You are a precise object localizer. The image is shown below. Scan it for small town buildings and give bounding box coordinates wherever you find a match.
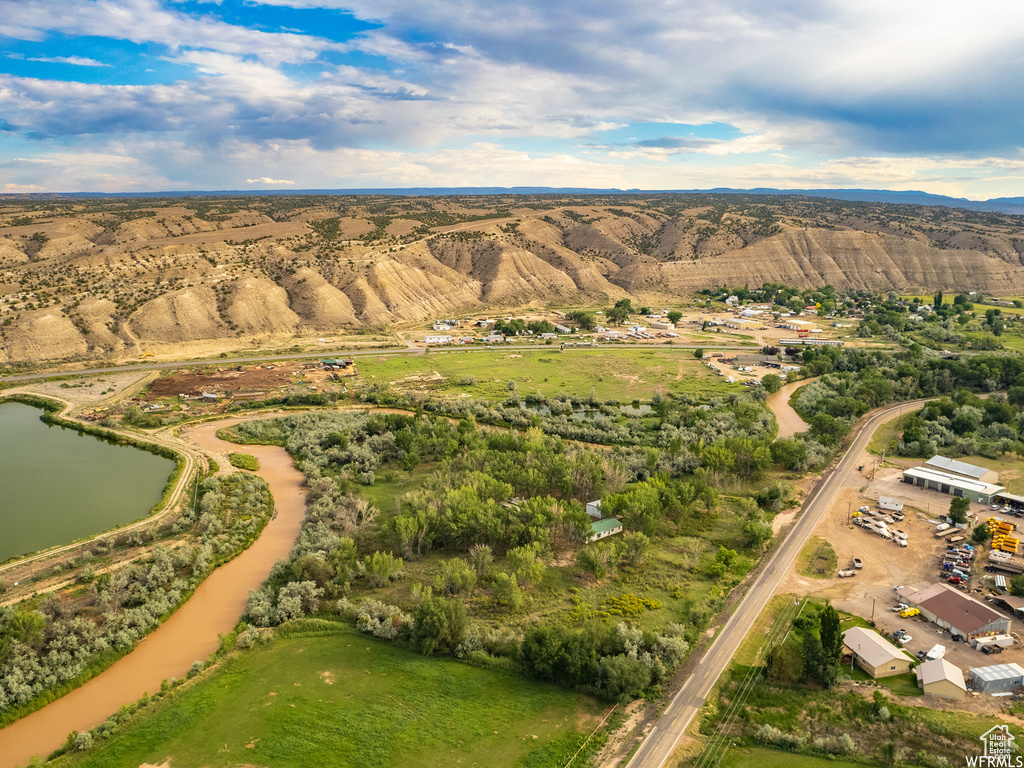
[778,338,844,346]
[650,321,675,330]
[554,324,572,334]
[425,335,453,345]
[724,318,761,331]
[432,322,452,331]
[842,627,912,678]
[969,662,1024,693]
[916,658,967,699]
[586,500,603,519]
[589,517,623,542]
[628,325,647,333]
[925,456,1000,484]
[901,466,1004,504]
[783,319,816,331]
[484,333,505,343]
[897,583,1011,640]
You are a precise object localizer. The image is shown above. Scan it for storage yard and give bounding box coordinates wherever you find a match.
[778,444,1024,689]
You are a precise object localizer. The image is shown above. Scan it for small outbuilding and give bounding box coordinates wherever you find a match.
[588,517,623,542]
[969,662,1024,693]
[916,658,967,700]
[842,627,912,678]
[585,500,603,519]
[878,496,904,513]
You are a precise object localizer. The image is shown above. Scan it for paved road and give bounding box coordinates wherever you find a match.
[0,342,751,383]
[626,396,936,768]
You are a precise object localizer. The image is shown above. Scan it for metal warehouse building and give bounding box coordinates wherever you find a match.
[901,466,1004,505]
[969,662,1024,693]
[897,583,1011,640]
[926,455,1000,484]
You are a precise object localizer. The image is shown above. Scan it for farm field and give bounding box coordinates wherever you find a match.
[358,348,741,401]
[55,626,604,768]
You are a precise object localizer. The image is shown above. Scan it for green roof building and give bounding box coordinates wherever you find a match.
[589,517,623,542]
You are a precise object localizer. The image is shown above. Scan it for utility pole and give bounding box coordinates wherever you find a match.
[871,597,876,623]
[848,501,852,525]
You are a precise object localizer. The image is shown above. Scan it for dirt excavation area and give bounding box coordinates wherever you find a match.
[144,361,351,400]
[776,446,1024,689]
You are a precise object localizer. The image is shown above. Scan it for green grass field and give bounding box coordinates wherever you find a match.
[59,626,604,768]
[796,536,837,579]
[357,348,741,401]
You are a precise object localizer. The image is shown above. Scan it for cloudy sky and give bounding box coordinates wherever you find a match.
[2,0,1023,197]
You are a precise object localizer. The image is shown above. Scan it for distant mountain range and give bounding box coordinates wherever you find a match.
[6,187,1024,215]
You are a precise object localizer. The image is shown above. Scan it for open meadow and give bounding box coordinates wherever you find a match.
[54,625,605,768]
[357,348,741,401]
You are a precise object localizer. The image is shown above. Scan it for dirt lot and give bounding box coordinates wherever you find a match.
[6,371,155,408]
[144,361,350,400]
[776,444,1024,687]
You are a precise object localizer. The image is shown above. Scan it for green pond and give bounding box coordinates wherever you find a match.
[0,402,176,562]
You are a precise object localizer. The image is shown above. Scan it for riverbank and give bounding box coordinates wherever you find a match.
[0,420,307,768]
[766,378,814,439]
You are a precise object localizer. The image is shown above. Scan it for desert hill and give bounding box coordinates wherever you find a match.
[1,192,1024,364]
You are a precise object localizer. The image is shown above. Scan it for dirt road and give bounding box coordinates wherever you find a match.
[0,420,306,768]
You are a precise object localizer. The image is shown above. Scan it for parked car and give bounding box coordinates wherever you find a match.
[899,607,920,618]
[853,558,863,569]
[892,603,910,613]
[916,650,927,659]
[895,634,912,645]
[951,634,964,642]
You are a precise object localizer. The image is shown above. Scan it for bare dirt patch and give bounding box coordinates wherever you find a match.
[144,362,337,400]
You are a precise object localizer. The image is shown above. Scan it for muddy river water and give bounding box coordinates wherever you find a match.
[0,420,306,768]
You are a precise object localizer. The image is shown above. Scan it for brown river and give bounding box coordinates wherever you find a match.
[0,420,306,768]
[766,377,814,439]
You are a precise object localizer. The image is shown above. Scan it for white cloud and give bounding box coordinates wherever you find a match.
[246,177,295,184]
[26,56,111,67]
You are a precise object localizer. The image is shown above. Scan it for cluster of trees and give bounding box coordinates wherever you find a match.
[896,391,1024,458]
[780,348,1024,472]
[0,472,271,717]
[767,602,844,688]
[492,318,556,335]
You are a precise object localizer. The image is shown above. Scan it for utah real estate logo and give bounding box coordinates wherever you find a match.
[968,725,1021,767]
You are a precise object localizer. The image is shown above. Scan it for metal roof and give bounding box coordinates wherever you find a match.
[903,466,1004,496]
[901,583,1005,634]
[969,663,1024,682]
[590,517,622,534]
[843,627,907,669]
[917,658,967,690]
[926,455,991,480]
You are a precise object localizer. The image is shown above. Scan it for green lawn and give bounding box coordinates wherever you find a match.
[845,666,922,697]
[59,626,604,768]
[796,536,837,579]
[357,348,741,402]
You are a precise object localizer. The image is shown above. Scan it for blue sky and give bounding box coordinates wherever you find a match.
[1,0,1023,197]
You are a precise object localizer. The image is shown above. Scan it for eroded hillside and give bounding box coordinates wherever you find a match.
[2,193,1024,363]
